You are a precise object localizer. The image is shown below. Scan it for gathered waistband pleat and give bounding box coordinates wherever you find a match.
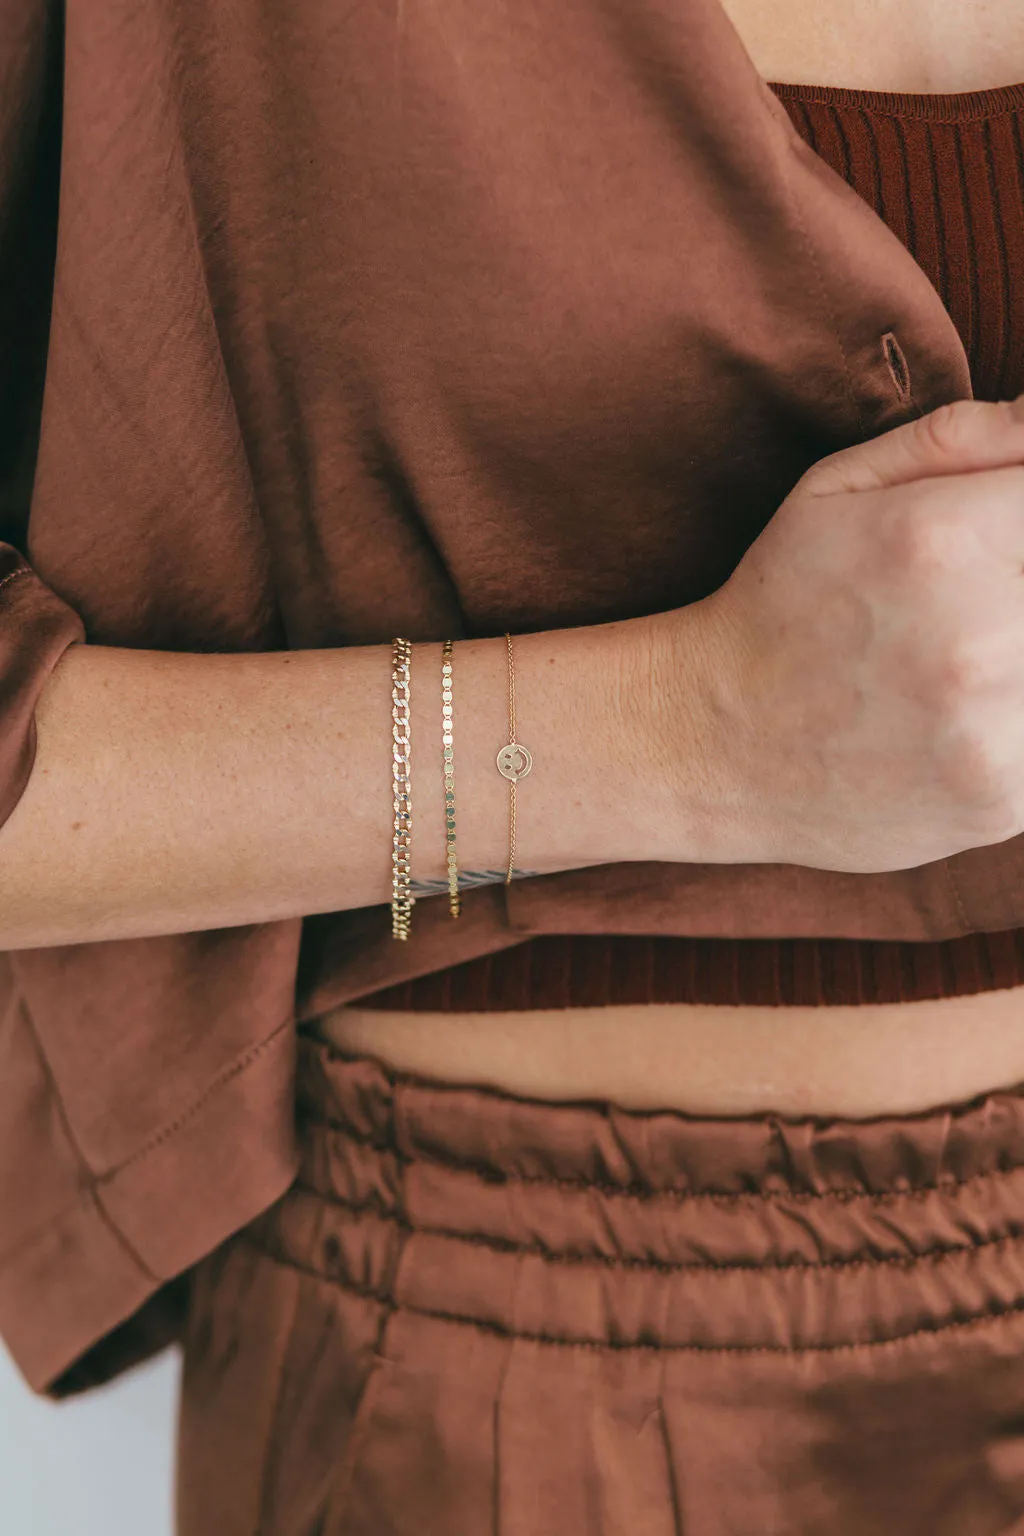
[176,1037,1024,1536]
[239,1038,1024,1355]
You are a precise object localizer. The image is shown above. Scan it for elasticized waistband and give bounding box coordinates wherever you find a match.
[246,1036,1024,1354]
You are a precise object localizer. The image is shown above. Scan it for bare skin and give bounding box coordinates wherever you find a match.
[312,0,1024,1117]
[718,0,1024,95]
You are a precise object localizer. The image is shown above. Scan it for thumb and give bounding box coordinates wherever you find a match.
[803,394,1024,497]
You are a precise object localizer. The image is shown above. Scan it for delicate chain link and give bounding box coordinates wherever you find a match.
[391,637,414,939]
[506,632,516,883]
[497,630,532,883]
[442,639,460,916]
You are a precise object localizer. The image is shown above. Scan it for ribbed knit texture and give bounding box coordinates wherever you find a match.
[773,81,1024,399]
[359,79,1024,1009]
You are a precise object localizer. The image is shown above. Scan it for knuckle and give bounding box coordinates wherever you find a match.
[938,716,1019,841]
[884,501,962,578]
[797,453,841,496]
[933,634,996,698]
[918,398,989,458]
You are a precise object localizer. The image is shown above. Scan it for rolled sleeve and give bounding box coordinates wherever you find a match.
[0,965,298,1397]
[0,546,85,829]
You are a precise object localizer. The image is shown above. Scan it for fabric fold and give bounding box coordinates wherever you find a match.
[174,1038,1024,1534]
[0,547,86,829]
[0,1006,298,1395]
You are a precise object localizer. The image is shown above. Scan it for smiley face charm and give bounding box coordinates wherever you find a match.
[496,742,533,781]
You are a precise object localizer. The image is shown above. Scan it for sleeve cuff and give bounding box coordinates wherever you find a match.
[0,546,87,830]
[0,1014,298,1396]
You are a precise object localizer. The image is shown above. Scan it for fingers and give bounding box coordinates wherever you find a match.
[803,395,1024,497]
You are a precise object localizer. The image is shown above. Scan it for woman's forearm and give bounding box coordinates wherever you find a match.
[0,610,728,949]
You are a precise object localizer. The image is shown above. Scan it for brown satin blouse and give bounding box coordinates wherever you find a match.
[2,0,1020,1398]
[356,79,1024,1011]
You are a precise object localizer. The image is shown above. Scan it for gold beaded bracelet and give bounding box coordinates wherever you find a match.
[441,639,460,917]
[496,630,533,883]
[391,637,414,939]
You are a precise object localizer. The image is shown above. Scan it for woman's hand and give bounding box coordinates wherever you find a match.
[648,397,1024,873]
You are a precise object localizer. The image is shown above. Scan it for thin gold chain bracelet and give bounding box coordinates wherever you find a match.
[391,637,414,939]
[496,630,533,883]
[441,639,460,916]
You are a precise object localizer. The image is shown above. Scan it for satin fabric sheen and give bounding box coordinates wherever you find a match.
[354,78,1024,1012]
[0,0,1000,1396]
[177,1036,1024,1534]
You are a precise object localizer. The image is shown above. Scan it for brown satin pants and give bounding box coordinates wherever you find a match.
[176,1034,1024,1535]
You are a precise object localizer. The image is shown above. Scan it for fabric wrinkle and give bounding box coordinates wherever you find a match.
[655,1384,686,1536]
[177,1037,1024,1532]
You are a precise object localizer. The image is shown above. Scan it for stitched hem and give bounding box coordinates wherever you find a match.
[0,1013,297,1276]
[0,568,32,598]
[768,78,1024,123]
[239,1239,1024,1358]
[300,1108,1024,1207]
[0,1016,298,1394]
[97,1013,296,1181]
[288,1180,1024,1277]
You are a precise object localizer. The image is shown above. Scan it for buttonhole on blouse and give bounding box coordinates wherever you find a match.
[881,331,913,404]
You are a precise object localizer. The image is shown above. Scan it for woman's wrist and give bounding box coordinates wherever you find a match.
[628,599,772,869]
[396,601,759,921]
[405,622,637,895]
[490,605,759,878]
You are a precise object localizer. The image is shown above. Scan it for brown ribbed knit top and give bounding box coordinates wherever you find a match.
[355,79,1024,1013]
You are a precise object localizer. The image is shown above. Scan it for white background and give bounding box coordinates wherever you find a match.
[0,1342,179,1535]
